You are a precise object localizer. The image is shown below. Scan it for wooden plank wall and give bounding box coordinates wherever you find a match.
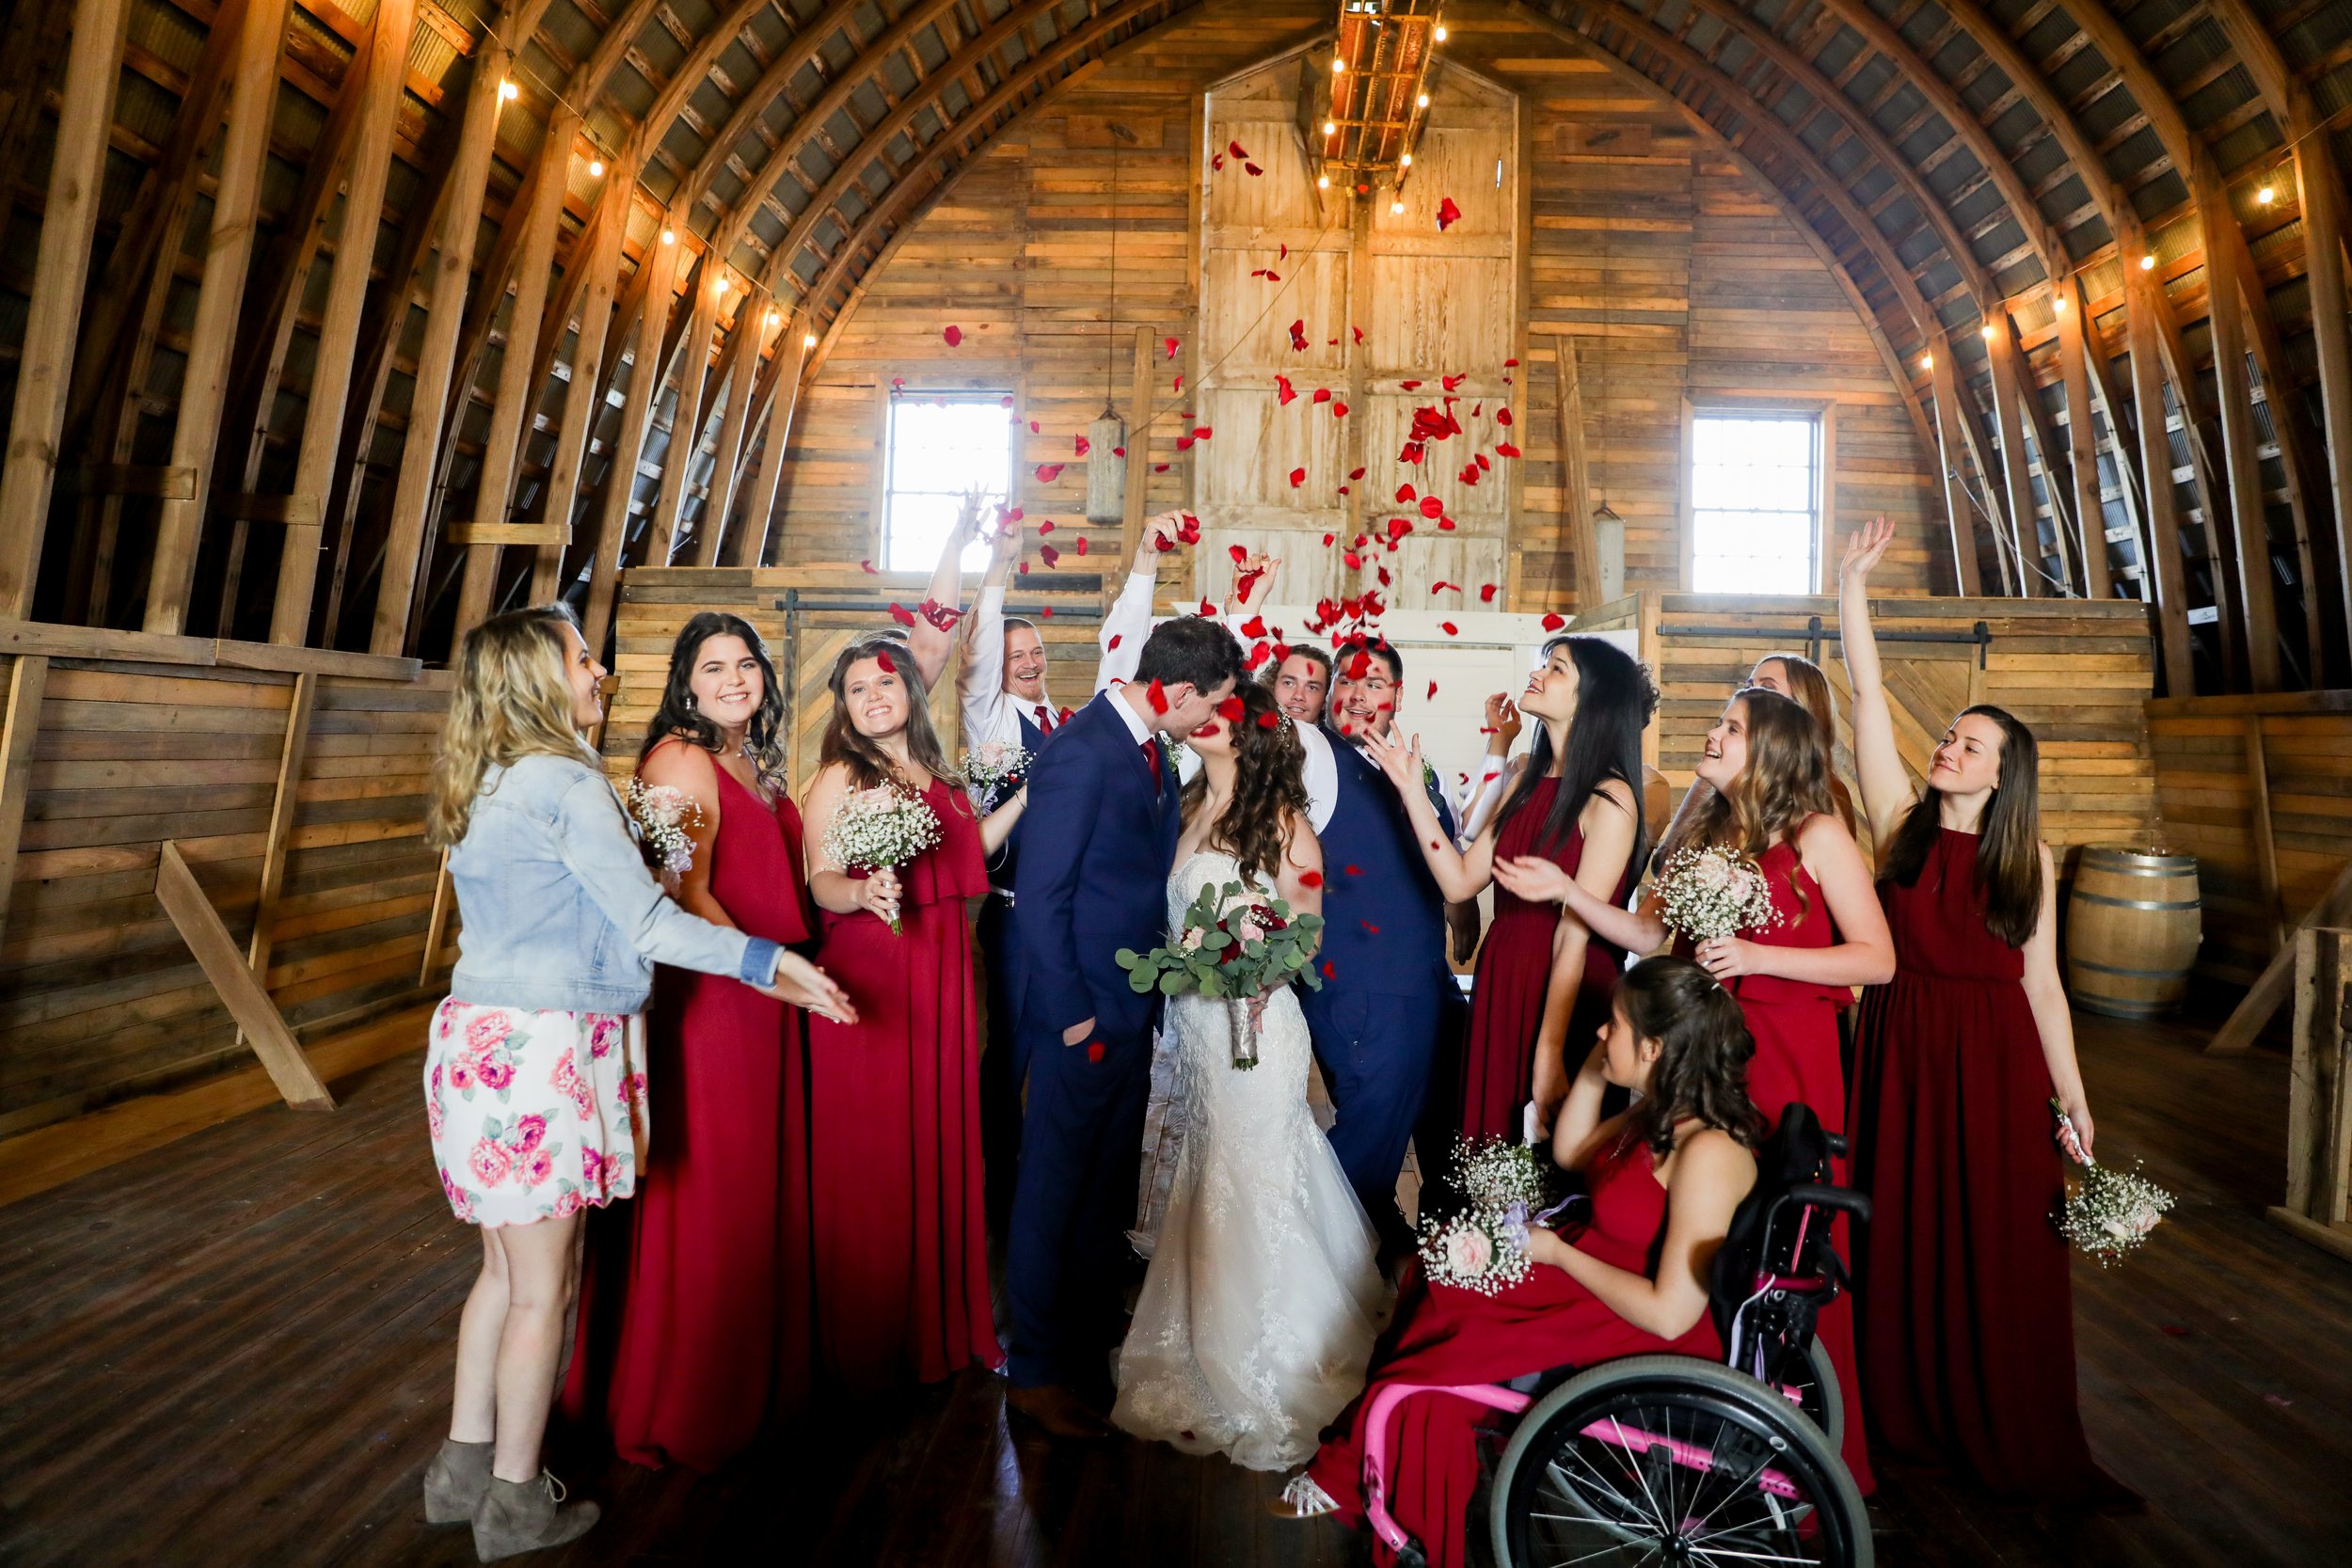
[2151,692,2352,988]
[1638,593,2161,865]
[0,630,452,1149]
[770,6,1944,613]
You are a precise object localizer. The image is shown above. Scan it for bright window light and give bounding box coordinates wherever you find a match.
[883,392,1013,572]
[1690,413,1822,594]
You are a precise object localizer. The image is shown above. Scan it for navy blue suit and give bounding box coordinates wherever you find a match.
[976,705,1055,1227]
[1005,690,1180,1389]
[1299,729,1460,1249]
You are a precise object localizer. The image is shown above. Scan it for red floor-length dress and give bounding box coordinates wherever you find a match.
[807,777,1002,1391]
[1306,1134,1719,1568]
[1710,834,1874,1494]
[1457,779,1631,1140]
[563,760,817,1470]
[1850,829,2117,1499]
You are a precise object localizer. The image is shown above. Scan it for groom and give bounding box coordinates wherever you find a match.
[1004,614,1246,1436]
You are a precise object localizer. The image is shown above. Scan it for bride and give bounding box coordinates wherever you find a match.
[1112,681,1388,1471]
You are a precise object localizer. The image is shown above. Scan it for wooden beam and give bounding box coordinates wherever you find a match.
[274,0,416,644]
[734,313,809,570]
[0,657,49,953]
[529,173,631,601]
[2244,713,2285,951]
[238,672,316,1046]
[152,839,335,1110]
[2054,282,2114,598]
[691,295,770,567]
[2127,266,2198,693]
[144,0,295,634]
[2208,859,2352,1056]
[1982,326,2042,596]
[1929,347,1984,596]
[2296,135,2352,673]
[2201,190,2283,691]
[580,222,684,651]
[371,17,516,655]
[1552,334,1601,611]
[1117,324,1152,570]
[453,104,581,638]
[421,851,454,986]
[0,0,135,619]
[644,273,728,566]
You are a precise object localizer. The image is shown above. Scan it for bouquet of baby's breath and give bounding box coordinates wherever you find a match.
[1451,1134,1553,1210]
[1416,1136,1564,1295]
[962,738,1031,798]
[1656,844,1783,943]
[625,780,705,879]
[822,784,942,934]
[2053,1101,2175,1266]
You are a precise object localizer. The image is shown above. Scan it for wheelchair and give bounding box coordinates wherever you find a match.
[1359,1104,1875,1567]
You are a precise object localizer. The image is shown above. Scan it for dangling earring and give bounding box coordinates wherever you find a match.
[685,693,696,711]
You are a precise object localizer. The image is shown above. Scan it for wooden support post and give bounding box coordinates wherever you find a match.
[0,657,49,951]
[1117,325,1152,569]
[2055,279,2114,598]
[421,850,455,986]
[1928,344,1982,595]
[2303,137,2352,674]
[1552,334,1601,611]
[735,313,811,570]
[2244,713,2284,950]
[581,224,685,651]
[692,298,770,567]
[2201,209,2282,691]
[645,269,728,567]
[154,840,335,1110]
[530,176,632,601]
[144,0,294,634]
[0,0,134,619]
[454,105,582,638]
[273,0,416,644]
[372,18,517,655]
[1983,322,2042,596]
[2267,925,2352,1260]
[2207,859,2352,1056]
[2005,314,2078,597]
[238,673,315,1047]
[2126,273,2197,692]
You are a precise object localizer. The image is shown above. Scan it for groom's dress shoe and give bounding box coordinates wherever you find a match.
[1007,1383,1114,1439]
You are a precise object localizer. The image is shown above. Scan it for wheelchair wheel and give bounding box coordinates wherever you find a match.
[1781,1337,1842,1452]
[1488,1353,1872,1568]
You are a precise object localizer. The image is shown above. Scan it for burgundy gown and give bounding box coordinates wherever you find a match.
[1457,779,1631,1140]
[1306,1133,1719,1568]
[1850,829,2115,1499]
[807,777,1002,1390]
[563,759,816,1470]
[1705,834,1874,1494]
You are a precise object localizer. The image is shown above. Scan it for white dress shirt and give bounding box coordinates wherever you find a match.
[958,572,1157,758]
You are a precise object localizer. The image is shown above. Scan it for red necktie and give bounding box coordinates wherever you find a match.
[1035,704,1052,733]
[1141,737,1162,785]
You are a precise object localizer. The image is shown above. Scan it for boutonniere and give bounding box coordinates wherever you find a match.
[1422,759,1440,793]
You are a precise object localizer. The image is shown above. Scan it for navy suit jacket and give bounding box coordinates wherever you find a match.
[1010,690,1181,1041]
[1314,728,1458,999]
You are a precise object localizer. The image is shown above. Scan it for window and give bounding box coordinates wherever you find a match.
[882,391,1014,573]
[1690,413,1822,594]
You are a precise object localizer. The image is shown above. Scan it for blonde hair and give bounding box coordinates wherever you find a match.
[427,605,599,848]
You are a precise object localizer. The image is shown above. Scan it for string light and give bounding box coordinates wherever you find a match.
[803,332,818,348]
[713,276,729,296]
[1433,24,1447,41]
[1324,120,1337,135]
[766,309,781,326]
[1980,324,1995,340]
[587,158,604,177]
[1920,354,1933,370]
[2257,184,2276,205]
[1391,198,1405,214]
[2053,294,2068,313]
[2138,254,2155,270]
[1316,174,1329,188]
[660,228,676,245]
[1400,152,1412,167]
[1417,92,1430,108]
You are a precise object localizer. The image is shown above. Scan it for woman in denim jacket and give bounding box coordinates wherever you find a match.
[416,606,852,1560]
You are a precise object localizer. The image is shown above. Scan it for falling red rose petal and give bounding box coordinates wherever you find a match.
[1277,373,1296,405]
[1440,622,1458,636]
[1035,463,1062,483]
[1426,681,1438,699]
[1107,633,1122,649]
[875,648,898,673]
[1419,496,1445,518]
[1036,519,1055,532]
[1299,870,1324,888]
[1541,612,1567,631]
[943,325,962,346]
[1040,544,1060,567]
[886,602,915,626]
[859,559,877,574]
[1165,336,1180,359]
[1289,467,1307,487]
[1216,696,1247,722]
[1074,435,1089,456]
[1480,584,1499,603]
[1437,197,1461,231]
[1147,679,1169,714]
[1496,441,1522,458]
[1088,1042,1105,1063]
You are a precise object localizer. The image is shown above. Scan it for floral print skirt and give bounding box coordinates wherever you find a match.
[423,997,649,1228]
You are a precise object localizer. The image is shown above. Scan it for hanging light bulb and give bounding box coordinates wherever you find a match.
[660,228,676,245]
[1417,92,1430,108]
[1324,120,1337,135]
[803,332,818,348]
[1317,174,1330,189]
[587,157,605,177]
[713,275,729,297]
[1980,324,1995,340]
[766,309,781,326]
[2138,254,2155,270]
[499,79,519,102]
[1332,55,1346,73]
[2053,294,2068,313]
[2257,184,2276,205]
[1400,152,1412,167]
[1433,24,1448,42]
[1920,354,1934,370]
[1391,199,1405,214]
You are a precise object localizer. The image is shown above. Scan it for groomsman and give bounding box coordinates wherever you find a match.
[1304,636,1463,1257]
[1005,617,1245,1435]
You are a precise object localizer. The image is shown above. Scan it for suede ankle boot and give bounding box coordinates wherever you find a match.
[422,1438,494,1525]
[471,1470,600,1562]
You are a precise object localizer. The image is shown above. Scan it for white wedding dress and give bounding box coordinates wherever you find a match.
[1111,850,1388,1471]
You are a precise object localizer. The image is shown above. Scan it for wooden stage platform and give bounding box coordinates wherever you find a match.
[2,1006,2347,1568]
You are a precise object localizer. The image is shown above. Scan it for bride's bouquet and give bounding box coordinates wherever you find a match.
[2053,1100,2176,1266]
[1115,879,1325,1069]
[821,784,942,934]
[1416,1136,1565,1296]
[1655,844,1783,945]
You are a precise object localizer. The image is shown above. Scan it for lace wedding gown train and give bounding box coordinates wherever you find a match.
[1112,851,1388,1471]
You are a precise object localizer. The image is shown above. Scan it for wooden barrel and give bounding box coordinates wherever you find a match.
[2065,847,2201,1018]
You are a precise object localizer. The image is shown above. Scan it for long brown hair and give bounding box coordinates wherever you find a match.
[1617,956,1767,1155]
[428,605,598,848]
[1754,653,1855,832]
[818,633,956,790]
[640,611,787,783]
[1877,704,2043,946]
[1663,689,1837,907]
[1180,682,1310,886]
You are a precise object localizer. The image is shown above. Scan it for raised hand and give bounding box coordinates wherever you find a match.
[1484,692,1522,752]
[989,509,1025,572]
[1360,724,1426,796]
[1839,515,1896,584]
[1134,511,1184,570]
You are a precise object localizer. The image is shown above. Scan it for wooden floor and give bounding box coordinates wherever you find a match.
[2,1006,2348,1568]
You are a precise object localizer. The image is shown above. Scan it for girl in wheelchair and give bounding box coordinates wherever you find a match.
[1276,956,1765,1568]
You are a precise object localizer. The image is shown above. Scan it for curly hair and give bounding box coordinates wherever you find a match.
[1180,681,1310,887]
[428,605,598,849]
[638,611,787,784]
[818,633,957,790]
[1616,956,1767,1155]
[1663,688,1836,911]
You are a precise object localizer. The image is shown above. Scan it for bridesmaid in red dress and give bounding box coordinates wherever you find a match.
[1544,685,1893,1495]
[1366,635,1655,1139]
[564,612,822,1469]
[1836,518,2126,1503]
[1273,957,1764,1568]
[799,634,1025,1391]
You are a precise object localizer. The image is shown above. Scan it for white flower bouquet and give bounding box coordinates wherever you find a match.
[822,784,943,934]
[1655,844,1783,943]
[2053,1100,2175,1266]
[1416,1136,1565,1296]
[1450,1134,1553,1210]
[962,737,1031,798]
[625,780,705,879]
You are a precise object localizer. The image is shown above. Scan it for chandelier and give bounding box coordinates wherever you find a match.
[1310,1,1446,194]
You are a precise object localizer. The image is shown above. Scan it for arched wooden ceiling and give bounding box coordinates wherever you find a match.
[0,0,2346,689]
